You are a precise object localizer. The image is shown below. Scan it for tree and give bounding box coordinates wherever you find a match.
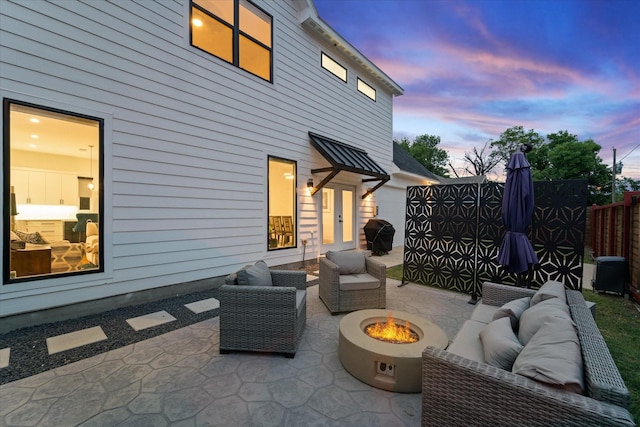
[489,127,614,205]
[489,126,546,170]
[451,141,500,177]
[395,134,450,177]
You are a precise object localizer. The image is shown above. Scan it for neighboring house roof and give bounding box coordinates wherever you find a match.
[439,175,487,185]
[392,142,488,185]
[296,0,404,97]
[392,142,442,183]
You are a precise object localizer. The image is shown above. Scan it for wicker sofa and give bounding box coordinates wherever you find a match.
[319,251,386,314]
[421,281,635,427]
[219,262,307,358]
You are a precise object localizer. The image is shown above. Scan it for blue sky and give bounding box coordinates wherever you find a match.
[313,0,640,180]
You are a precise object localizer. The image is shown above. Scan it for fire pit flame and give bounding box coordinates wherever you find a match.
[365,313,418,344]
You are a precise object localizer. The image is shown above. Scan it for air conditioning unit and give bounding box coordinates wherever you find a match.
[592,256,627,295]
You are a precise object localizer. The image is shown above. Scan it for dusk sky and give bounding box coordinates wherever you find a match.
[313,0,640,180]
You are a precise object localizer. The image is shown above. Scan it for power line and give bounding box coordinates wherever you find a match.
[619,143,640,162]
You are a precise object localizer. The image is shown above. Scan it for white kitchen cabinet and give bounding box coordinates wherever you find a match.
[24,220,64,242]
[11,169,78,206]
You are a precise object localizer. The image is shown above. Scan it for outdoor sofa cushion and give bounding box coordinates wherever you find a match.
[513,315,584,394]
[479,316,523,370]
[236,260,273,287]
[492,296,531,330]
[530,280,566,306]
[518,297,571,345]
[326,250,367,275]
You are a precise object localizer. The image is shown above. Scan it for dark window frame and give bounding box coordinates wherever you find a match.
[357,77,377,102]
[321,52,348,83]
[190,0,273,82]
[3,98,105,284]
[267,156,298,251]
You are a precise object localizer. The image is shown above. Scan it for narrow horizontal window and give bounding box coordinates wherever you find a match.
[357,78,376,101]
[321,52,347,82]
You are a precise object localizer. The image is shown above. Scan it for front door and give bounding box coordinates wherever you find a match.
[321,184,356,252]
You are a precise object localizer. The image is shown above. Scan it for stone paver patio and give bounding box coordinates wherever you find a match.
[0,279,475,426]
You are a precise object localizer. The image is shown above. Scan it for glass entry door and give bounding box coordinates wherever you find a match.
[321,184,355,252]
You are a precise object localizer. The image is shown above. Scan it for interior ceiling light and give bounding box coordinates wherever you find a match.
[192,18,203,27]
[29,118,40,123]
[30,134,39,139]
[28,144,37,148]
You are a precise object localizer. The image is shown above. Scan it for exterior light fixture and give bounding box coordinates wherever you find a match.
[307,178,314,188]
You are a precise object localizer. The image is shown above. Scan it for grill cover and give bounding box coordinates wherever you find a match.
[364,219,395,255]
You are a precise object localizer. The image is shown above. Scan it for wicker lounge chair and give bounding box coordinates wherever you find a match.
[319,251,386,314]
[219,263,307,357]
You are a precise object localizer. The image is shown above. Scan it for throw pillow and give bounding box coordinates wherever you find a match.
[492,296,531,331]
[513,316,584,394]
[10,230,20,241]
[14,230,49,245]
[518,297,571,346]
[479,317,524,370]
[530,280,566,306]
[326,250,367,275]
[237,260,273,287]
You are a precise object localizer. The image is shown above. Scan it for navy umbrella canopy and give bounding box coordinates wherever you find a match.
[497,148,539,275]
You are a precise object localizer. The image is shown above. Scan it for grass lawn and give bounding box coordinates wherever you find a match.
[387,264,640,424]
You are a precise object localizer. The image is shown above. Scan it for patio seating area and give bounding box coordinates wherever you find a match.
[1,249,615,426]
[0,258,475,426]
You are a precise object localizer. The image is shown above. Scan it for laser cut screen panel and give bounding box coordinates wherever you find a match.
[403,180,587,296]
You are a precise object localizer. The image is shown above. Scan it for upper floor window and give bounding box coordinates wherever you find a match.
[357,77,376,101]
[4,99,103,283]
[191,0,272,82]
[321,52,347,82]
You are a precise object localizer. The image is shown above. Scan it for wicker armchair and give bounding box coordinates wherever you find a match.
[219,266,307,358]
[319,251,386,314]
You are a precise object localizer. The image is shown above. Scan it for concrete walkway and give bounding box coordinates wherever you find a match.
[0,279,474,427]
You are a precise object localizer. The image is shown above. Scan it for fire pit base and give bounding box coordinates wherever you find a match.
[338,309,448,393]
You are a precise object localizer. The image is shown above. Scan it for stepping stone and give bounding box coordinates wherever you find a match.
[46,326,107,355]
[126,311,176,331]
[306,274,318,282]
[0,348,10,368]
[185,297,220,314]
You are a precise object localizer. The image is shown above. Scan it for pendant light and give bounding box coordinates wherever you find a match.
[88,145,95,190]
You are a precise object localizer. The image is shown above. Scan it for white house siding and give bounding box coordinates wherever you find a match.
[376,173,433,249]
[0,0,399,316]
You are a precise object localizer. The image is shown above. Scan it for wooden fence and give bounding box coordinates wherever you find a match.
[591,191,640,303]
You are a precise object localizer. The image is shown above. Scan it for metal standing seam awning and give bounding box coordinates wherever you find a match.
[308,132,390,199]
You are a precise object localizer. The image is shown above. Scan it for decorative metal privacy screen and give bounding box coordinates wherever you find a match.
[403,180,587,296]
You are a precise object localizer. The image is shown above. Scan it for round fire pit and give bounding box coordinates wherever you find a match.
[338,309,448,393]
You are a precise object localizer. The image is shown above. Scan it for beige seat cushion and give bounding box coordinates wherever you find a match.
[470,303,499,324]
[339,273,380,291]
[446,320,486,363]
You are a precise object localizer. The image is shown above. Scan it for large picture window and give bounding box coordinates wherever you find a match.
[191,0,272,82]
[268,157,296,250]
[4,100,103,282]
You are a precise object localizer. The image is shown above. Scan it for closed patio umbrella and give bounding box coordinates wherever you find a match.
[497,147,539,279]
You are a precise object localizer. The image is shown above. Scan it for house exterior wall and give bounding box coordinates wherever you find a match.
[0,0,399,317]
[375,171,433,248]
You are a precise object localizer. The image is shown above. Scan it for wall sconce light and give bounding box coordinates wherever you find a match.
[307,178,314,189]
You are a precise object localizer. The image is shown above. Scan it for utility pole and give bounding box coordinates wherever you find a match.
[611,148,616,203]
